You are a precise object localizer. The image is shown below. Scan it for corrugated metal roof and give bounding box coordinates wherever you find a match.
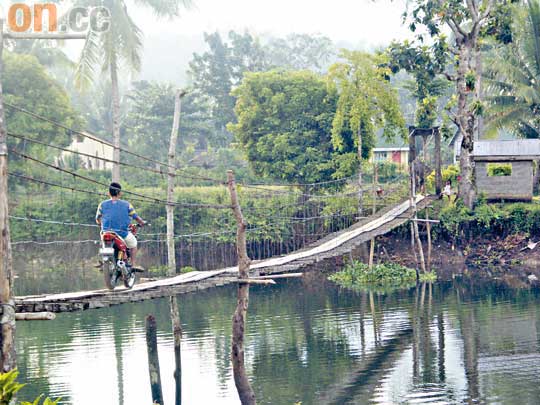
[473,140,540,157]
[373,147,409,152]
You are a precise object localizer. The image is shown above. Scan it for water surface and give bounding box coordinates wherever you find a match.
[15,270,540,405]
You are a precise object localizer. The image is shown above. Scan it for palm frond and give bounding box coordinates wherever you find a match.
[111,0,143,73]
[74,29,101,91]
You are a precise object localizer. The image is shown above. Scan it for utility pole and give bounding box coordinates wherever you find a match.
[166,89,186,277]
[166,88,187,405]
[0,19,85,371]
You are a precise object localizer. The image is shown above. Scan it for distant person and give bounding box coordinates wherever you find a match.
[443,180,453,201]
[96,182,146,269]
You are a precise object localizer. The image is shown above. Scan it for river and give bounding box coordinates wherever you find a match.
[13,265,540,405]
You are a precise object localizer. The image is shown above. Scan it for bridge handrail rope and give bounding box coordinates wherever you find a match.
[9,132,186,178]
[9,209,360,246]
[5,107,393,192]
[9,149,231,209]
[242,174,358,188]
[5,102,227,185]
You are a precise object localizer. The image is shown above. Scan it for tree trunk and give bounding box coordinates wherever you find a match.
[167,90,182,276]
[456,36,478,209]
[0,20,16,372]
[227,171,256,405]
[456,40,475,209]
[110,52,121,183]
[170,296,183,405]
[357,127,363,217]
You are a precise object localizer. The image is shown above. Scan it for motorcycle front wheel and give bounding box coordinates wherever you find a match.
[103,261,119,290]
[123,269,136,289]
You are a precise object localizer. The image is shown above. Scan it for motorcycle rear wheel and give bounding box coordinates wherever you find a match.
[103,261,118,290]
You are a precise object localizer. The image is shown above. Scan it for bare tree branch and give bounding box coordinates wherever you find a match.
[480,0,495,21]
[448,17,467,40]
[466,0,479,20]
[443,72,457,82]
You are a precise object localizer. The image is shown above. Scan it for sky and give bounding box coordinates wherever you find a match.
[130,0,412,46]
[1,0,415,84]
[127,0,414,83]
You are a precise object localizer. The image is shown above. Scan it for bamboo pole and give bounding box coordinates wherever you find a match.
[434,128,442,196]
[227,170,256,405]
[254,273,303,279]
[169,296,182,405]
[357,127,363,218]
[410,161,427,276]
[145,315,164,405]
[15,312,55,321]
[0,19,16,372]
[426,209,432,271]
[167,89,186,276]
[368,163,377,269]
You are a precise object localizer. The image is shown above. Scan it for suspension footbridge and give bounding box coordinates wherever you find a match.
[14,195,433,313]
[4,103,439,314]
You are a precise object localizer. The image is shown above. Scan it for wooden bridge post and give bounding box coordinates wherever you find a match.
[434,127,442,196]
[0,19,16,372]
[409,162,427,276]
[167,89,186,276]
[357,127,364,217]
[227,170,256,405]
[145,315,164,405]
[368,163,378,269]
[169,296,183,405]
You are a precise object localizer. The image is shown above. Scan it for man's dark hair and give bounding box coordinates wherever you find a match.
[109,182,122,197]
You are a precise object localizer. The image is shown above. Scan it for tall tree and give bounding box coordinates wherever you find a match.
[404,0,516,209]
[484,0,540,138]
[4,53,82,170]
[188,31,269,143]
[386,41,450,128]
[265,33,336,72]
[228,70,340,184]
[74,0,190,182]
[124,81,213,162]
[327,51,406,215]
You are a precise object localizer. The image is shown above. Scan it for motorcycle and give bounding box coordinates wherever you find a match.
[99,223,141,290]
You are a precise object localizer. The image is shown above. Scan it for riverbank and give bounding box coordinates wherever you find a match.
[367,199,540,287]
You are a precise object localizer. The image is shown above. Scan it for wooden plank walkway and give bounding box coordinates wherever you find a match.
[15,195,432,313]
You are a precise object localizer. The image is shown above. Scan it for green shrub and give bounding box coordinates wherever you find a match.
[427,164,459,191]
[180,266,196,274]
[437,199,540,241]
[419,271,437,282]
[487,163,512,176]
[438,199,473,238]
[0,369,60,405]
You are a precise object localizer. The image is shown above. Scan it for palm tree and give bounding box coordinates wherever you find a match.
[74,0,190,181]
[484,0,540,139]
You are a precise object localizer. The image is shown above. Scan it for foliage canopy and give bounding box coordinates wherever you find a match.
[229,70,340,184]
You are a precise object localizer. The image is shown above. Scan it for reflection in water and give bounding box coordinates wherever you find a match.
[14,271,540,404]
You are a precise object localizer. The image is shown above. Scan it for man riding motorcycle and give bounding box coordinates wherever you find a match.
[95,182,146,270]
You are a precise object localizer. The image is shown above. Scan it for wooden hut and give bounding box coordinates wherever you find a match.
[472,140,540,201]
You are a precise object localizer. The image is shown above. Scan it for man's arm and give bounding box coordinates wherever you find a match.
[95,203,102,226]
[128,203,145,226]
